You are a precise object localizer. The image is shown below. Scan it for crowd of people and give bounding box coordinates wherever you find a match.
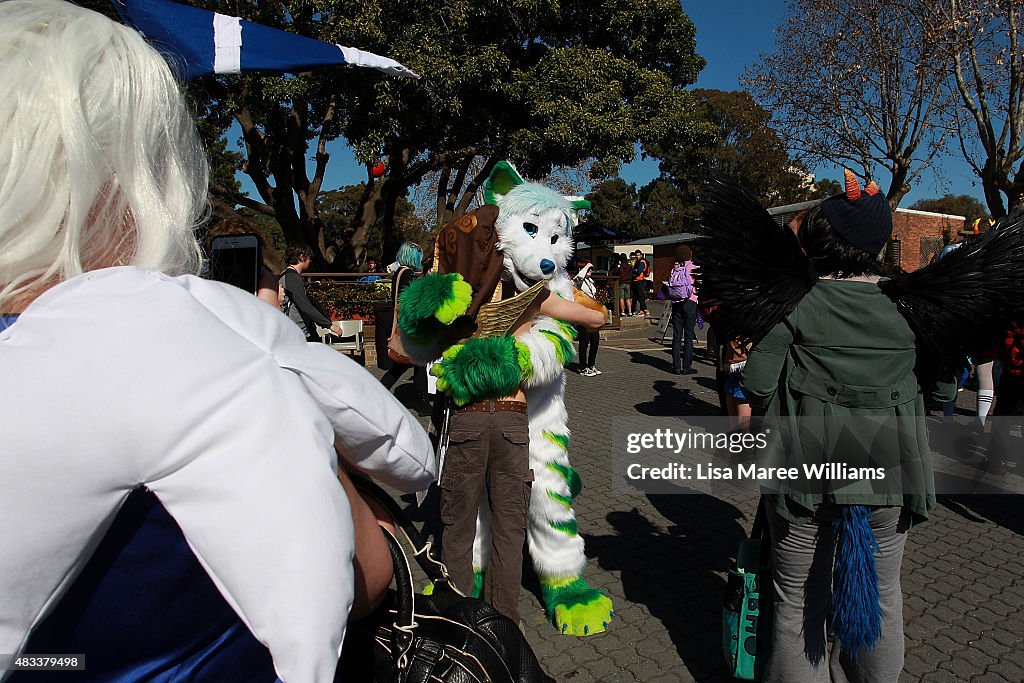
[3,2,1023,683]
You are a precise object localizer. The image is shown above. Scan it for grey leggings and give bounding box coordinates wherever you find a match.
[765,504,910,683]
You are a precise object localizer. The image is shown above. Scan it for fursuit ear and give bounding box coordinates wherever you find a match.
[484,161,525,205]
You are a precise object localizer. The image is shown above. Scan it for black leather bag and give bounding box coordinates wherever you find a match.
[339,479,552,683]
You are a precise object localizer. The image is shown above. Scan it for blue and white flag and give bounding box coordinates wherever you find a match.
[113,0,420,81]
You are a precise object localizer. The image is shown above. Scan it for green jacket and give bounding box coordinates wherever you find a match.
[742,279,957,523]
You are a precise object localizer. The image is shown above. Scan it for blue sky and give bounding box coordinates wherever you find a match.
[617,1,985,206]
[237,1,986,208]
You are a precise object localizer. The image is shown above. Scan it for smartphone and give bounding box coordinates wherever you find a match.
[208,234,262,294]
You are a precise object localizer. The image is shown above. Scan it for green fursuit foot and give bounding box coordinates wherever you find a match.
[541,576,615,637]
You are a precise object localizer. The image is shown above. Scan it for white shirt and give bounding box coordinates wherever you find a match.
[0,267,434,683]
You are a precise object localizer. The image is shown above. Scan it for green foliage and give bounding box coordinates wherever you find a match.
[910,195,989,226]
[809,178,842,200]
[638,179,693,237]
[306,279,392,321]
[236,208,286,252]
[585,178,640,239]
[654,89,815,207]
[184,0,707,263]
[318,184,428,263]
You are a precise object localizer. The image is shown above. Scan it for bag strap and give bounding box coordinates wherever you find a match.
[392,267,409,306]
[352,474,454,585]
[390,267,409,337]
[380,527,419,668]
[749,495,768,540]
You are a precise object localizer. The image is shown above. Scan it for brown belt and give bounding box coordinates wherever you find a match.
[455,399,528,414]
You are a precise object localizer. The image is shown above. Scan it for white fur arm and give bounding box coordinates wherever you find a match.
[518,316,572,389]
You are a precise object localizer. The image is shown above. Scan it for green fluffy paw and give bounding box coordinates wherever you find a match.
[541,577,615,637]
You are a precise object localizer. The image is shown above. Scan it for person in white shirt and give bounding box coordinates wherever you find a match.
[573,258,603,375]
[0,3,433,681]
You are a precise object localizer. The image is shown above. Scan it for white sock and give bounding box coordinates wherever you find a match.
[977,390,994,426]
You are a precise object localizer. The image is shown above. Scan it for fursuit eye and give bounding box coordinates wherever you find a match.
[551,234,558,245]
[523,222,539,237]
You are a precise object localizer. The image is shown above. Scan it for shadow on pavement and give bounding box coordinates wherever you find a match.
[634,379,720,417]
[585,492,748,681]
[939,494,1024,536]
[627,349,675,373]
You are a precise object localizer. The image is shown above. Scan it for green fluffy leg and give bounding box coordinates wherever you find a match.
[541,576,615,637]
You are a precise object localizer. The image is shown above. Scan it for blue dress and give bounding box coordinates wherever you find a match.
[13,488,277,682]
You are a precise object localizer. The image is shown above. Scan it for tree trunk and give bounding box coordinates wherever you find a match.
[981,161,1009,219]
[379,144,412,262]
[885,162,911,209]
[345,177,389,268]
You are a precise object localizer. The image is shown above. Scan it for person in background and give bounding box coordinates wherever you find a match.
[380,242,428,398]
[280,243,343,341]
[983,206,1024,472]
[985,321,1024,474]
[722,340,752,430]
[630,250,650,318]
[363,257,382,274]
[574,257,602,375]
[669,246,698,375]
[0,3,435,680]
[617,253,634,317]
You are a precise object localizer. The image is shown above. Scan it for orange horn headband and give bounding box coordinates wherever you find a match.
[844,169,861,201]
[864,181,880,196]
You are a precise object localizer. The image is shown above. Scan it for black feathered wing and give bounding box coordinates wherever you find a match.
[693,177,816,346]
[879,215,1024,382]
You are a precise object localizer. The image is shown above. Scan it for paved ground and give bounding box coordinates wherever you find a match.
[366,301,1024,682]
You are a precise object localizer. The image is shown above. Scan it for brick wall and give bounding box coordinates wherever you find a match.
[892,209,965,271]
[652,246,676,285]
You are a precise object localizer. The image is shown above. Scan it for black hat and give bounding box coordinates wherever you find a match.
[819,170,892,255]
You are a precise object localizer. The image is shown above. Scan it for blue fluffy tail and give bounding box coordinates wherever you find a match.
[831,505,881,659]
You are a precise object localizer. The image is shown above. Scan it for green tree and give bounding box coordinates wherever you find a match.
[317,185,427,266]
[910,194,989,226]
[181,0,705,268]
[809,178,842,200]
[585,178,641,240]
[638,179,692,237]
[654,89,816,207]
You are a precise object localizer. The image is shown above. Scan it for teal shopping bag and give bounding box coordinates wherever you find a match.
[723,501,770,680]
